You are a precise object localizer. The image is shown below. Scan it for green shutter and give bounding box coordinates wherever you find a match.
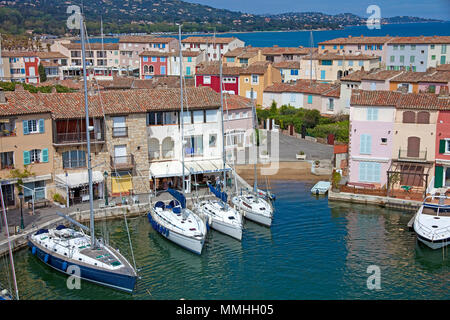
[23,120,29,135]
[435,166,443,188]
[439,139,446,153]
[23,151,30,165]
[38,119,45,133]
[42,148,49,163]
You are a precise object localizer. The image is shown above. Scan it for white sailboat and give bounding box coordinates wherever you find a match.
[28,13,137,293]
[147,25,207,255]
[194,42,243,241]
[231,89,274,227]
[413,195,450,249]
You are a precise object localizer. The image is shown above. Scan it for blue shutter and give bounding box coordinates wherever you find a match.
[360,135,366,154]
[373,108,378,120]
[23,120,29,135]
[366,135,372,154]
[38,119,45,133]
[374,163,381,183]
[23,151,30,165]
[42,148,49,163]
[320,70,326,80]
[359,162,367,181]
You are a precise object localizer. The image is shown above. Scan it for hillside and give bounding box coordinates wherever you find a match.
[0,0,440,36]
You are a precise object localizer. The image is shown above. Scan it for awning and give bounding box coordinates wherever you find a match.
[149,161,185,179]
[55,171,104,188]
[149,159,231,179]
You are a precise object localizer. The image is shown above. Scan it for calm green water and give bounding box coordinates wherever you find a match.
[1,181,449,300]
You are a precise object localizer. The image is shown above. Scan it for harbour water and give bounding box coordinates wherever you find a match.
[1,180,448,300]
[89,22,450,47]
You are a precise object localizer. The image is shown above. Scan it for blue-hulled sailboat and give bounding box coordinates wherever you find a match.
[28,13,137,293]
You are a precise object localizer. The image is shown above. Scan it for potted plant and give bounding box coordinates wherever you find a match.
[314,160,320,167]
[53,193,66,208]
[296,150,306,160]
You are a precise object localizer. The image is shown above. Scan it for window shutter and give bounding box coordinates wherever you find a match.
[374,163,381,183]
[38,119,45,133]
[439,140,446,154]
[435,166,443,188]
[23,151,30,165]
[360,135,366,154]
[366,135,372,154]
[359,162,366,181]
[23,120,29,135]
[42,148,49,163]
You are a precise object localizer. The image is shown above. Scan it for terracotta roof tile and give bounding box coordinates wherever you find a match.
[350,90,402,106]
[273,61,300,69]
[361,70,403,81]
[340,69,369,82]
[419,71,450,84]
[390,71,429,83]
[389,36,450,44]
[437,64,450,72]
[181,36,238,44]
[318,36,394,45]
[36,52,68,59]
[196,62,243,75]
[62,43,119,50]
[119,36,176,44]
[264,80,339,96]
[223,94,252,111]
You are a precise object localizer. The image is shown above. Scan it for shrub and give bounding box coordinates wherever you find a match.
[53,193,65,204]
[332,171,342,189]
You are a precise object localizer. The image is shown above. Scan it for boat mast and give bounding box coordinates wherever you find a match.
[80,14,96,248]
[251,88,258,195]
[178,24,185,196]
[219,43,226,188]
[309,30,313,85]
[0,187,19,300]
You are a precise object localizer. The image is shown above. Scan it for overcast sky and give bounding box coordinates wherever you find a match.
[184,0,450,20]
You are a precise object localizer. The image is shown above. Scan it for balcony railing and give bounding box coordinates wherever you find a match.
[54,131,104,145]
[112,127,128,138]
[110,154,135,170]
[397,149,427,162]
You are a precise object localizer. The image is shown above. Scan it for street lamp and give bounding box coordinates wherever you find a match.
[104,171,108,206]
[18,191,24,231]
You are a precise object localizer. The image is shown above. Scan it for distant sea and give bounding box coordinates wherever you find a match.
[86,21,450,47]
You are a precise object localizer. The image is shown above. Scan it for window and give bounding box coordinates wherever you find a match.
[359,61,364,66]
[62,150,86,168]
[367,108,378,120]
[410,56,415,63]
[411,45,416,50]
[30,149,41,163]
[359,162,381,183]
[185,135,203,157]
[0,152,14,169]
[441,56,446,65]
[160,57,166,62]
[328,98,334,111]
[182,111,192,124]
[348,60,353,66]
[290,69,299,75]
[112,116,127,137]
[290,94,296,103]
[402,111,415,123]
[381,138,387,144]
[209,134,217,148]
[147,112,164,125]
[400,45,405,50]
[203,76,211,84]
[23,119,44,134]
[246,90,257,99]
[338,60,343,66]
[160,66,166,75]
[390,56,395,62]
[360,134,372,154]
[393,45,398,50]
[151,57,157,62]
[431,44,435,50]
[417,111,430,124]
[143,56,148,62]
[442,45,447,54]
[193,110,204,124]
[400,56,405,63]
[226,57,235,62]
[251,75,259,84]
[205,109,217,122]
[187,57,192,63]
[307,95,313,104]
[432,55,436,60]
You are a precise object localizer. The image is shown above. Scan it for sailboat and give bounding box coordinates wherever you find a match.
[147,25,207,255]
[232,89,274,227]
[194,41,243,241]
[0,187,19,300]
[28,13,137,293]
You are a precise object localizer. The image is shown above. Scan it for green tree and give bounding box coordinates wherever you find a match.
[38,63,47,83]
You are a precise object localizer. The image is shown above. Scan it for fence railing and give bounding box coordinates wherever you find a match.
[110,154,135,169]
[55,131,104,144]
[398,149,427,161]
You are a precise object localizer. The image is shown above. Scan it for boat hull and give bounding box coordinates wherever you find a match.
[243,210,272,227]
[147,213,205,255]
[27,240,137,293]
[416,233,450,249]
[209,217,242,241]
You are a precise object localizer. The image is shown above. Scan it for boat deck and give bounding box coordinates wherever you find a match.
[80,247,122,267]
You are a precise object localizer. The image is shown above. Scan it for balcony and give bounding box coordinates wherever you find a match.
[110,154,135,170]
[397,149,427,162]
[54,131,105,146]
[112,126,128,138]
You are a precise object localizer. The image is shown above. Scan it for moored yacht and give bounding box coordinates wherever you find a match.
[148,189,207,255]
[28,225,137,292]
[232,193,273,227]
[413,195,450,249]
[194,183,243,241]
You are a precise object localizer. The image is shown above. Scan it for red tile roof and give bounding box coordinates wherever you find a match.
[340,69,369,82]
[389,71,429,83]
[196,62,243,76]
[389,36,450,44]
[437,64,450,72]
[351,90,450,110]
[318,36,394,45]
[309,52,380,60]
[223,94,252,111]
[139,51,171,57]
[361,70,403,81]
[119,36,176,44]
[1,51,39,57]
[273,61,301,69]
[261,46,312,56]
[419,71,450,84]
[62,43,119,50]
[0,87,220,118]
[264,80,340,96]
[36,52,68,59]
[181,37,238,44]
[334,144,348,154]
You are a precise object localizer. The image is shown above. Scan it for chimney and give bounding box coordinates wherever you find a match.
[0,88,5,104]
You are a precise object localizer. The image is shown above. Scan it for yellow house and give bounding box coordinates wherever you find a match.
[388,71,428,93]
[299,52,381,83]
[223,47,264,67]
[239,61,281,106]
